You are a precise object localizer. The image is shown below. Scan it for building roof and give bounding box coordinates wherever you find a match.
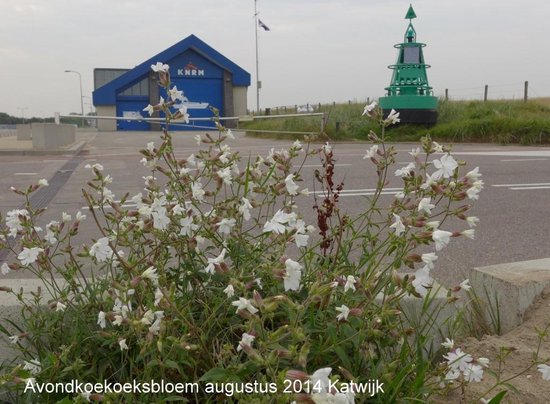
[93,34,251,105]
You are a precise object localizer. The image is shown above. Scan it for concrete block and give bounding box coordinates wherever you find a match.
[31,123,76,149]
[471,258,550,334]
[377,281,456,354]
[16,124,32,140]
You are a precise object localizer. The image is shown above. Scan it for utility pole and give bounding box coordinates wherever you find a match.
[17,107,28,124]
[254,0,260,113]
[64,70,85,127]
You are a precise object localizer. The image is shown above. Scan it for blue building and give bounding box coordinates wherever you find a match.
[92,35,250,131]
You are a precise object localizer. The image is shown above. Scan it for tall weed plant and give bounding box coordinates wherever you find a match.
[0,64,538,403]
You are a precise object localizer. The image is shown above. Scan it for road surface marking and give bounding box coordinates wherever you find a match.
[509,186,550,190]
[500,158,548,162]
[14,172,37,176]
[492,182,550,187]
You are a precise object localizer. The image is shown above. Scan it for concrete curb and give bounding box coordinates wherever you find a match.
[471,258,550,334]
[0,140,87,156]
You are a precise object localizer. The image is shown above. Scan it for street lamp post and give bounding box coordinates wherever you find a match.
[17,107,28,124]
[64,70,85,127]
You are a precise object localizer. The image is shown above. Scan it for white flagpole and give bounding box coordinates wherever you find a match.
[254,0,260,113]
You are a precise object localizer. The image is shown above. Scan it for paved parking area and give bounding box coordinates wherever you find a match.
[1,130,549,287]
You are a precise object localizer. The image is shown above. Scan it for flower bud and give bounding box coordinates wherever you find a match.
[286,369,309,382]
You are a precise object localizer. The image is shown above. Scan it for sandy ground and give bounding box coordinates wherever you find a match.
[437,289,550,403]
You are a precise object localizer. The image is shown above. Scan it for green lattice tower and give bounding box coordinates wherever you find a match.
[379,4,438,124]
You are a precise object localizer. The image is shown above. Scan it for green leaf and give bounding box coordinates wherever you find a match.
[199,367,238,383]
[486,390,507,404]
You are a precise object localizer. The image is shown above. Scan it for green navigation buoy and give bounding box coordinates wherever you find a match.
[379,5,438,124]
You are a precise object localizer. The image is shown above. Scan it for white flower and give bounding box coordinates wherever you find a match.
[409,147,421,158]
[194,134,202,146]
[56,302,67,312]
[344,275,356,292]
[421,252,438,270]
[216,218,236,235]
[62,212,72,222]
[97,311,106,329]
[284,258,302,291]
[143,104,154,116]
[432,142,444,153]
[425,220,440,229]
[459,279,472,291]
[478,357,490,368]
[538,364,550,380]
[263,209,296,234]
[418,197,435,214]
[191,181,205,202]
[322,142,332,153]
[89,237,113,262]
[237,333,255,352]
[154,288,164,306]
[178,105,190,123]
[231,297,258,314]
[223,285,235,298]
[218,167,233,185]
[466,185,482,200]
[432,230,452,251]
[461,229,475,240]
[466,167,482,181]
[17,247,43,266]
[84,163,104,171]
[466,216,479,228]
[226,129,235,140]
[169,85,184,101]
[149,317,162,335]
[146,142,155,153]
[384,109,400,125]
[432,154,458,179]
[23,359,41,375]
[421,172,438,190]
[142,266,159,285]
[464,364,484,382]
[412,266,433,296]
[151,62,169,72]
[395,162,415,177]
[239,198,253,221]
[1,263,10,275]
[8,335,20,344]
[363,145,378,159]
[152,208,169,230]
[285,174,299,195]
[292,139,302,151]
[335,305,350,321]
[76,211,86,222]
[38,179,49,187]
[444,348,473,372]
[204,249,227,274]
[179,216,198,236]
[362,101,377,117]
[390,214,405,236]
[5,209,29,237]
[119,339,129,351]
[441,338,454,350]
[310,367,332,392]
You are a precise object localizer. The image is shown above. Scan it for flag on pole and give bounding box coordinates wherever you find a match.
[258,19,270,31]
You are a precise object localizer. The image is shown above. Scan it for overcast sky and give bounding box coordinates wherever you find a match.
[0,0,547,118]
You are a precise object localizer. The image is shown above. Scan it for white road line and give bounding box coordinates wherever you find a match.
[492,182,550,187]
[296,164,352,168]
[311,187,402,194]
[500,158,549,162]
[509,186,550,190]
[14,172,37,176]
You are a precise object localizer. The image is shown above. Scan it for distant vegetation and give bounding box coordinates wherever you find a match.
[241,99,550,144]
[0,112,92,127]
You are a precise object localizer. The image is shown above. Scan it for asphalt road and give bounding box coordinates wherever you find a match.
[1,130,549,287]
